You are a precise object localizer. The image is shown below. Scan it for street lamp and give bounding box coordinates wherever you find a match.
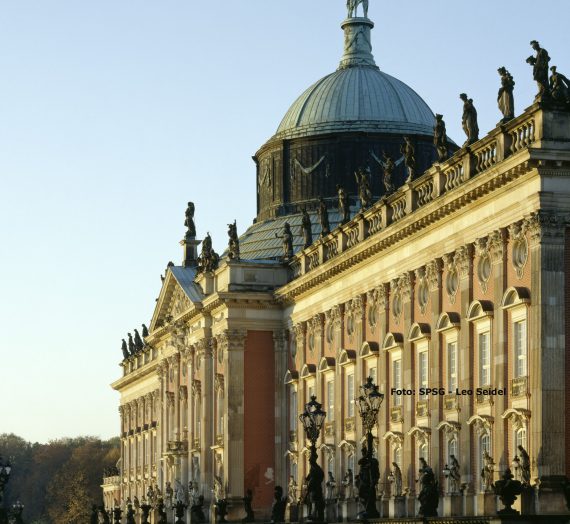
[0,457,12,524]
[10,501,24,524]
[299,396,326,522]
[356,377,384,519]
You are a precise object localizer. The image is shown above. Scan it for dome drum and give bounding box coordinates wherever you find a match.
[256,132,445,221]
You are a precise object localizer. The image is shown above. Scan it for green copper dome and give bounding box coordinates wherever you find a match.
[273,16,435,141]
[275,67,435,140]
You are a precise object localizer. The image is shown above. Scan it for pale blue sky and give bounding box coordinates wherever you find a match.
[1,1,568,443]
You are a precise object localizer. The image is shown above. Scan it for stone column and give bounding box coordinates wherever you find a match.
[452,246,474,498]
[198,338,214,503]
[274,329,289,489]
[224,329,247,520]
[488,230,507,473]
[527,212,568,513]
[425,260,442,479]
[396,273,414,494]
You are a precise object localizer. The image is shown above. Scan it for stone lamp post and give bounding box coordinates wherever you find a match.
[356,377,384,519]
[299,396,327,522]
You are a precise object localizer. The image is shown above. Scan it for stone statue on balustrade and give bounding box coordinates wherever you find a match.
[355,169,373,210]
[527,40,550,101]
[449,454,461,494]
[175,479,186,503]
[433,114,449,162]
[275,222,294,261]
[401,137,416,182]
[191,494,206,523]
[378,152,403,196]
[127,333,136,355]
[391,462,403,497]
[91,505,99,524]
[146,485,155,504]
[133,329,144,352]
[121,339,129,360]
[142,324,149,337]
[197,232,220,273]
[271,486,286,523]
[125,504,136,524]
[185,201,196,237]
[227,220,240,261]
[346,0,369,18]
[417,458,439,517]
[337,185,350,224]
[342,468,355,500]
[497,67,515,122]
[550,66,570,104]
[301,208,313,249]
[325,471,337,501]
[165,481,174,508]
[460,93,479,147]
[318,197,331,237]
[287,475,298,504]
[481,451,495,492]
[156,500,168,524]
[518,445,531,486]
[98,507,111,524]
[242,489,255,523]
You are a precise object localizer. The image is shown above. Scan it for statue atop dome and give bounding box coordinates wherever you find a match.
[347,0,369,19]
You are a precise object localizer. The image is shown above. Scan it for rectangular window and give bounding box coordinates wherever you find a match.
[419,351,428,399]
[393,359,402,406]
[514,320,527,377]
[368,366,377,384]
[290,390,297,431]
[479,332,490,386]
[308,384,314,402]
[447,341,457,391]
[347,373,355,417]
[327,380,335,421]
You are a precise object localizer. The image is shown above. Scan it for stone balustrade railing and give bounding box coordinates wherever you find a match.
[288,103,556,279]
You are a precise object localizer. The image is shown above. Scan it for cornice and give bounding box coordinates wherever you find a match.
[276,156,533,302]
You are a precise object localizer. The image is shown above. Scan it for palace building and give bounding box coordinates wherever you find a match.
[104,3,570,520]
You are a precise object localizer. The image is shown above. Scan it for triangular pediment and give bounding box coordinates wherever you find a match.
[149,266,203,332]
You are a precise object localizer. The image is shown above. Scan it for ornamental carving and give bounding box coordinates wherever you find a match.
[214,374,225,393]
[508,221,528,279]
[488,229,505,262]
[348,296,364,319]
[226,329,247,352]
[324,306,341,345]
[191,380,201,398]
[475,237,492,293]
[443,253,459,304]
[467,415,494,437]
[366,286,386,333]
[454,245,471,277]
[502,408,531,431]
[524,211,565,245]
[179,385,188,402]
[415,267,429,314]
[166,391,175,407]
[292,323,305,357]
[425,259,441,291]
[391,279,403,324]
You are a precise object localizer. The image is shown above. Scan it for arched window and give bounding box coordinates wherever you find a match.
[418,442,428,462]
[290,389,298,431]
[515,428,527,450]
[217,389,224,437]
[394,446,402,467]
[447,439,456,461]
